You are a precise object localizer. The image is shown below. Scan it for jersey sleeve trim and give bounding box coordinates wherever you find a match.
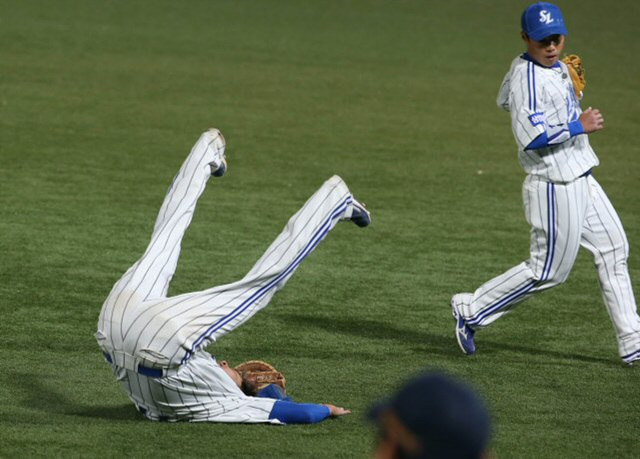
[568,120,584,137]
[525,120,585,150]
[268,401,331,424]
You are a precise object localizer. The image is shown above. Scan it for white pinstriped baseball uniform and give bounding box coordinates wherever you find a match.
[453,54,640,363]
[96,130,363,422]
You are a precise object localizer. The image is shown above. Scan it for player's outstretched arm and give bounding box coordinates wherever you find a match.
[579,107,604,134]
[323,404,352,417]
[268,401,351,424]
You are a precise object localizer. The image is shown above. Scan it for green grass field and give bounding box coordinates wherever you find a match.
[1,0,639,457]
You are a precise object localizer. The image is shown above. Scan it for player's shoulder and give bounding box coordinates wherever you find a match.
[557,59,569,72]
[507,54,553,86]
[509,54,531,77]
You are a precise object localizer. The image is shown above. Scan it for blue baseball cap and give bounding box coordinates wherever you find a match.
[369,371,492,459]
[521,2,568,41]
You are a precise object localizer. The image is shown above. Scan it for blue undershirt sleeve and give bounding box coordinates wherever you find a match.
[568,120,584,137]
[526,132,549,150]
[268,401,331,424]
[526,120,584,150]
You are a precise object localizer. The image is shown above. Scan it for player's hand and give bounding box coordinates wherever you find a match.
[579,107,604,134]
[323,404,351,417]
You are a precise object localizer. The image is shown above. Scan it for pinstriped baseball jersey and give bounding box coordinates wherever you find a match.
[108,351,278,423]
[497,55,598,183]
[97,131,361,421]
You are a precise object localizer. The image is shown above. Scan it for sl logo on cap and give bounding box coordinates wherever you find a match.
[539,10,555,24]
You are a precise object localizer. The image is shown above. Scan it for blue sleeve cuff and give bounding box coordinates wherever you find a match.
[526,121,583,150]
[269,401,331,424]
[568,120,584,137]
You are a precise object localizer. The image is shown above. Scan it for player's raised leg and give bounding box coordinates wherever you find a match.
[115,129,225,299]
[130,175,370,368]
[580,177,640,364]
[98,129,226,345]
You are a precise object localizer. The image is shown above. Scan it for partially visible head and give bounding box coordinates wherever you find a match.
[369,371,492,459]
[219,360,258,396]
[521,2,567,67]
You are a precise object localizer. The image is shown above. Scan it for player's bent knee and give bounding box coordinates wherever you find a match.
[595,241,630,270]
[532,268,571,289]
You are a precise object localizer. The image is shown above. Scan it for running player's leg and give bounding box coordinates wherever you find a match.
[97,130,226,346]
[133,175,364,367]
[456,176,585,328]
[580,177,640,363]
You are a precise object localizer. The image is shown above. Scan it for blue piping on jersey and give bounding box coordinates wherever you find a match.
[527,62,535,112]
[181,196,353,365]
[541,183,557,281]
[526,121,584,150]
[467,184,557,327]
[532,62,536,111]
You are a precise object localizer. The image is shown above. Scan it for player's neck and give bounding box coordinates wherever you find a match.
[521,52,561,69]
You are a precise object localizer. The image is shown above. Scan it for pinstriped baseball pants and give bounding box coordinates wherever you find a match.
[455,174,640,361]
[97,132,355,372]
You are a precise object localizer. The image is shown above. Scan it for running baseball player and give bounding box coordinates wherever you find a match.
[96,128,371,423]
[451,2,640,365]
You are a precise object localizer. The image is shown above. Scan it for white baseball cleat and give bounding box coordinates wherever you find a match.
[205,128,227,177]
[348,198,371,228]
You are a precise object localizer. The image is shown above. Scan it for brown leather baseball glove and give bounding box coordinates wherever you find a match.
[562,54,586,99]
[234,360,286,390]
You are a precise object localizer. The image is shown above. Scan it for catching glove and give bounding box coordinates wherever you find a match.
[234,360,286,390]
[562,54,586,99]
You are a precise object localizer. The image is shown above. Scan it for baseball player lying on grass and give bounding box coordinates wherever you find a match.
[451,2,640,365]
[96,129,370,423]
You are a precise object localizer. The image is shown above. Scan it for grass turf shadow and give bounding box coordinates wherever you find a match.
[279,313,619,366]
[278,312,457,357]
[478,339,617,366]
[10,371,142,421]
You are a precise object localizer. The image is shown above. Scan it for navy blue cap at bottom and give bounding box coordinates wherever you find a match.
[369,371,491,459]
